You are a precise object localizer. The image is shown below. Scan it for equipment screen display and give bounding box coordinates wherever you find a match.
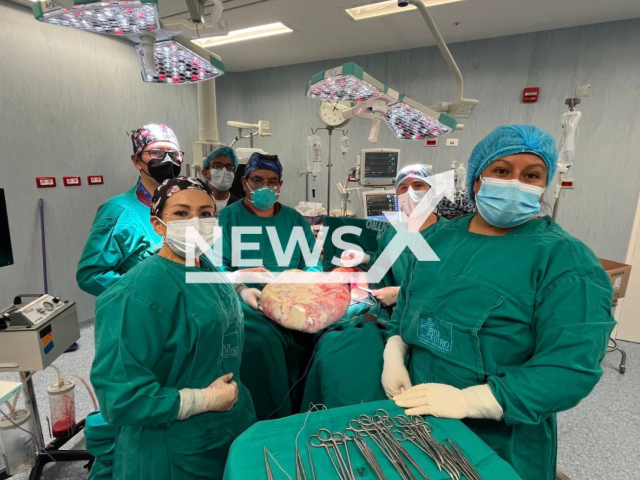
[363,152,399,182]
[365,193,398,221]
[0,189,14,268]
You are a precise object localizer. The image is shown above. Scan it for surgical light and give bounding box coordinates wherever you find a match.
[32,0,160,36]
[305,63,386,103]
[193,22,293,48]
[384,97,456,139]
[345,0,464,21]
[136,36,225,84]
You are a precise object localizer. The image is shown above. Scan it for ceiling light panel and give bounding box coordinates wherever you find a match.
[345,0,464,21]
[193,22,293,48]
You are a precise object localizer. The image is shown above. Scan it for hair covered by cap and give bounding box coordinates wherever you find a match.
[245,153,283,179]
[395,164,435,191]
[151,176,215,217]
[466,124,558,203]
[204,146,239,171]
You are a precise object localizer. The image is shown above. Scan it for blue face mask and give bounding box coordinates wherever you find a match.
[476,177,545,228]
[247,184,279,210]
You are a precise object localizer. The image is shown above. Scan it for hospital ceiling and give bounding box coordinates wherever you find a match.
[13,0,640,71]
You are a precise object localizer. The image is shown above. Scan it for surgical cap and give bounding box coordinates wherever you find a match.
[467,124,558,203]
[204,146,239,171]
[245,153,283,179]
[151,176,215,217]
[395,164,435,191]
[131,124,179,156]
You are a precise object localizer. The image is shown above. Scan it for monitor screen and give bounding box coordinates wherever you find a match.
[361,150,399,186]
[364,193,398,221]
[0,189,14,268]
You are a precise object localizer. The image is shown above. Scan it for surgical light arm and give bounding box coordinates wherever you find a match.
[401,0,478,118]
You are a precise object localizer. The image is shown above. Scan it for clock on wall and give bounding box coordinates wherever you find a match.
[318,100,351,127]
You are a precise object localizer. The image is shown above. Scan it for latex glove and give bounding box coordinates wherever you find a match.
[381,336,412,398]
[202,373,239,412]
[372,286,400,307]
[239,287,261,310]
[394,383,503,420]
[177,373,238,420]
[340,250,370,267]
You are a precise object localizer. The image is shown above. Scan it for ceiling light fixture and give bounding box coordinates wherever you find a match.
[345,0,463,21]
[136,36,225,84]
[193,22,292,48]
[33,0,161,36]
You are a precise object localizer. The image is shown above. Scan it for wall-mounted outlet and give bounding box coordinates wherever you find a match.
[63,176,81,187]
[36,177,56,188]
[446,139,459,147]
[88,175,104,185]
[576,85,591,97]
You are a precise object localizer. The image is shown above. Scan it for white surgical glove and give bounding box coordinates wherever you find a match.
[239,287,261,310]
[340,250,370,268]
[382,335,412,398]
[177,373,239,420]
[393,383,503,420]
[372,287,400,307]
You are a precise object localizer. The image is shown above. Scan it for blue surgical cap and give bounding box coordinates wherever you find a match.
[467,124,558,203]
[204,146,238,171]
[395,164,435,191]
[245,153,283,179]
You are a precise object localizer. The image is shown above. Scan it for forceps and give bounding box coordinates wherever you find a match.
[309,429,355,480]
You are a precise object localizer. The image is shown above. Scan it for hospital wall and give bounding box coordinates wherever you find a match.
[0,1,200,321]
[216,18,640,264]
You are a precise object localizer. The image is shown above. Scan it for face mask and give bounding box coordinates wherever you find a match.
[476,177,544,228]
[142,154,181,184]
[208,168,235,191]
[247,184,279,210]
[157,217,218,258]
[398,187,427,217]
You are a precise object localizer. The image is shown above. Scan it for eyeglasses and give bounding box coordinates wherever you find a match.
[248,177,281,189]
[142,149,185,162]
[164,211,216,219]
[208,162,235,172]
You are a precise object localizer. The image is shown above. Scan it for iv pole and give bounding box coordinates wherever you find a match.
[304,126,347,212]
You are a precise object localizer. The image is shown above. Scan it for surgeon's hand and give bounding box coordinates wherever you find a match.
[340,250,370,267]
[239,287,261,310]
[203,373,239,412]
[393,383,503,420]
[373,287,400,307]
[382,336,412,398]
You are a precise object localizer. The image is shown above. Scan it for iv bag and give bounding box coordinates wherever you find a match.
[558,111,581,168]
[340,135,349,154]
[307,135,322,173]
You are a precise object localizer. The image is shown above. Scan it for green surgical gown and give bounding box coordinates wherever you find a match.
[91,254,255,480]
[392,214,615,480]
[77,185,160,296]
[219,201,321,420]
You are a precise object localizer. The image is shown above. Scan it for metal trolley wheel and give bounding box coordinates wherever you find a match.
[607,338,626,374]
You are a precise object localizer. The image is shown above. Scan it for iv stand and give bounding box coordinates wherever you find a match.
[306,126,347,213]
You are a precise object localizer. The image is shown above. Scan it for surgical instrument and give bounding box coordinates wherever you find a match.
[265,447,275,480]
[310,429,355,480]
[306,443,317,480]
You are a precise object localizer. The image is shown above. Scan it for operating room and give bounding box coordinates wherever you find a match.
[1,0,640,479]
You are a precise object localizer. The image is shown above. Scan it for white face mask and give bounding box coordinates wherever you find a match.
[157,217,218,259]
[397,187,428,217]
[208,168,235,191]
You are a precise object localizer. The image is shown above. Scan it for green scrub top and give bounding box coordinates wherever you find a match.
[392,214,615,480]
[77,184,161,296]
[370,216,446,288]
[218,201,322,273]
[218,201,321,420]
[91,254,256,480]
